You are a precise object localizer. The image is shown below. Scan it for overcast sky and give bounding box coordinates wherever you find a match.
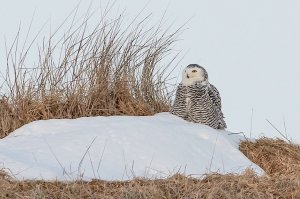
[1,0,300,143]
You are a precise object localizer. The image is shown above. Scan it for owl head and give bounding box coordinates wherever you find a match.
[181,64,208,86]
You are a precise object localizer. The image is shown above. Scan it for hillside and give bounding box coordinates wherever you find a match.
[1,5,299,198]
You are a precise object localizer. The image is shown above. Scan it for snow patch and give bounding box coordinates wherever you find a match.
[0,113,264,181]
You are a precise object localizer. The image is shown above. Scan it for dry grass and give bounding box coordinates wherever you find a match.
[0,8,180,138]
[0,138,300,198]
[240,137,300,177]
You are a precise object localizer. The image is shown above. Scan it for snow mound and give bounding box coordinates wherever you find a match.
[0,113,264,181]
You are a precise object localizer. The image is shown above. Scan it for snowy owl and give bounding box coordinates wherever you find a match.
[171,64,227,129]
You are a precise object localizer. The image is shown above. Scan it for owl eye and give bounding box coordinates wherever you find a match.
[192,70,197,73]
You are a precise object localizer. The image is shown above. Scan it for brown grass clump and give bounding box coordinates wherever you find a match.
[0,9,180,138]
[1,138,300,198]
[240,137,300,177]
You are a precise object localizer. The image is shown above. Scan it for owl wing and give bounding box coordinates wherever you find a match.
[189,82,227,129]
[208,83,227,129]
[171,84,188,118]
[208,83,222,110]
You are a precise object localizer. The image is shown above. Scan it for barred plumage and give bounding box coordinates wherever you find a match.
[171,64,227,129]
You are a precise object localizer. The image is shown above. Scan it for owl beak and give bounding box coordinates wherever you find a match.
[186,74,190,78]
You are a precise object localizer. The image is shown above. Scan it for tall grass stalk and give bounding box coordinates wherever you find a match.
[0,9,181,138]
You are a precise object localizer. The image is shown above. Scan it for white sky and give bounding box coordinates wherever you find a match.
[1,0,300,143]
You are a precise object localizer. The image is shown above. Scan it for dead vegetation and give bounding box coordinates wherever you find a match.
[0,138,299,198]
[0,8,180,138]
[240,137,300,177]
